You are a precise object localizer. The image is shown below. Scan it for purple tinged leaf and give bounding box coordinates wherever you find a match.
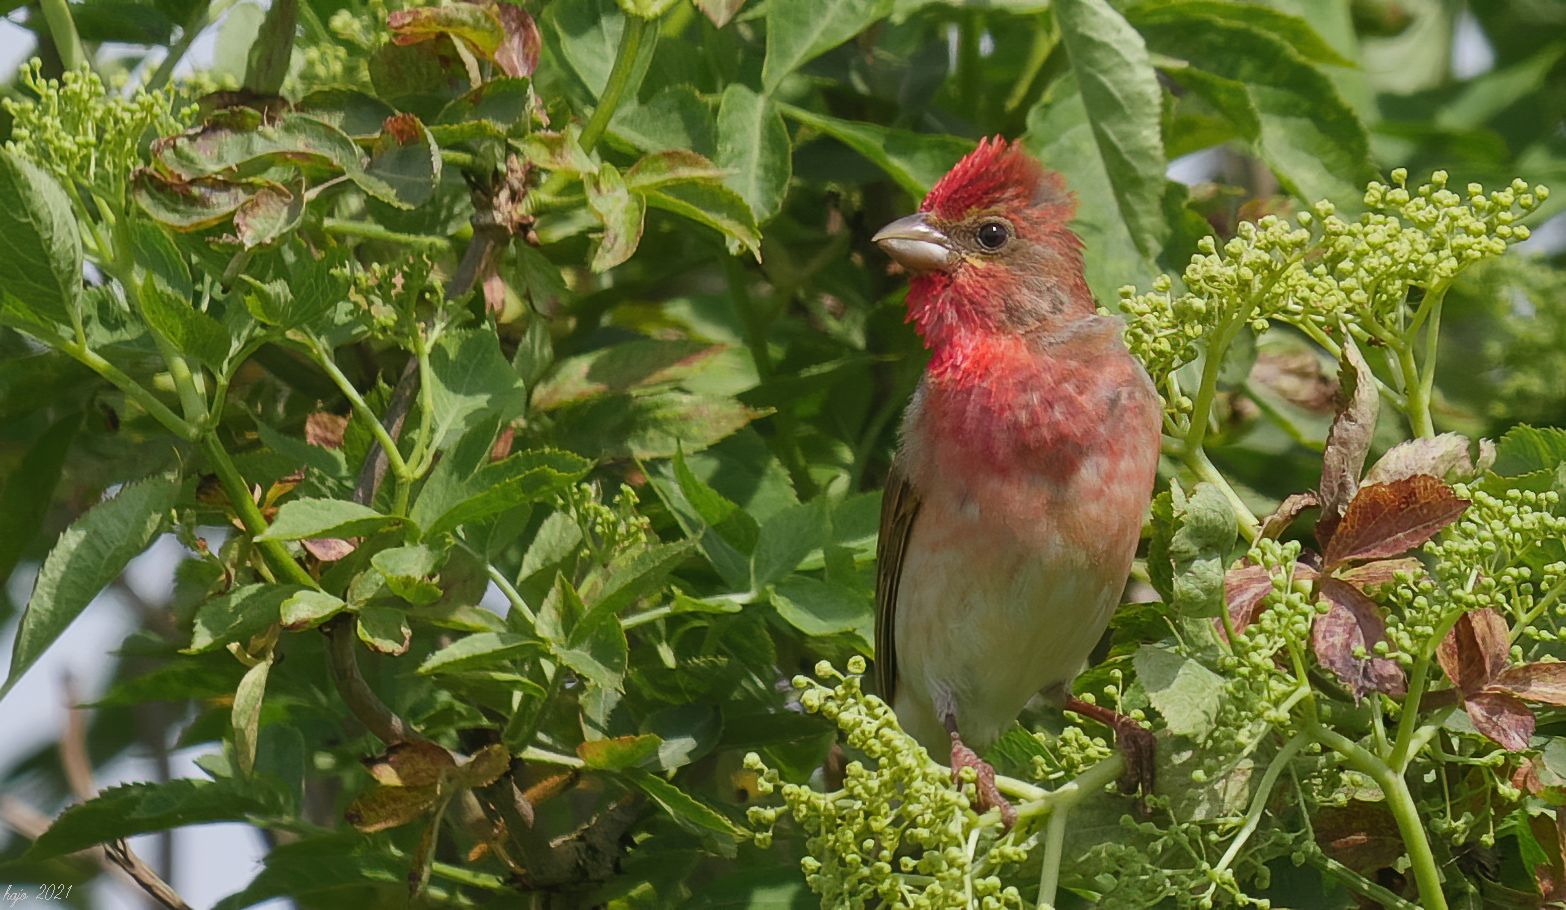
[1311,579,1405,699]
[493,2,541,77]
[1363,432,1483,486]
[1464,691,1535,752]
[1316,337,1378,546]
[1491,662,1566,707]
[1260,490,1319,540]
[1437,607,1511,695]
[1323,475,1469,567]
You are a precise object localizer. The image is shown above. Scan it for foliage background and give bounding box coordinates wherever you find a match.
[0,0,1564,907]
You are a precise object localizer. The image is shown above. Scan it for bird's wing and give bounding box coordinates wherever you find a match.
[874,455,921,705]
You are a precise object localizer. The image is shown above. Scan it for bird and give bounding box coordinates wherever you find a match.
[871,136,1162,823]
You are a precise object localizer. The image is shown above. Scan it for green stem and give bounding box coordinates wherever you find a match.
[38,0,87,72]
[481,560,537,626]
[55,339,196,440]
[1306,718,1447,910]
[1307,852,1423,910]
[1416,287,1445,431]
[429,862,507,891]
[503,664,562,752]
[1184,313,1245,455]
[577,15,649,154]
[1213,734,1308,874]
[405,329,440,481]
[199,435,317,589]
[1012,752,1124,818]
[1035,805,1068,910]
[320,218,456,249]
[1396,340,1434,438]
[1186,447,1260,541]
[1388,653,1431,772]
[304,339,413,481]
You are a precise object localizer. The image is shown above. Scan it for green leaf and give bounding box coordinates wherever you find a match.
[626,769,743,841]
[611,85,717,155]
[245,247,350,331]
[587,163,646,271]
[357,605,412,655]
[641,702,722,770]
[3,475,178,697]
[371,544,444,605]
[716,85,791,223]
[0,149,82,326]
[1133,644,1224,739]
[0,415,77,586]
[1055,0,1169,259]
[550,391,759,459]
[359,114,442,209]
[531,339,724,410]
[140,277,232,370]
[27,778,291,861]
[644,181,760,259]
[298,89,400,138]
[1146,489,1176,604]
[426,328,529,448]
[254,421,349,481]
[1136,0,1353,66]
[1133,8,1375,204]
[578,732,662,770]
[1168,482,1238,618]
[580,540,695,627]
[1494,425,1566,476]
[243,0,298,94]
[552,577,629,690]
[761,0,893,93]
[387,3,504,56]
[233,656,272,778]
[414,448,591,539]
[418,632,539,674]
[769,576,871,640]
[189,584,304,651]
[625,149,729,192]
[1023,74,1157,302]
[157,111,363,179]
[752,498,830,589]
[257,498,399,541]
[778,104,972,199]
[279,589,347,630]
[546,0,657,99]
[131,171,250,231]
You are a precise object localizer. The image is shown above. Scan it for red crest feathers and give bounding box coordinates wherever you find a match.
[920,136,1074,223]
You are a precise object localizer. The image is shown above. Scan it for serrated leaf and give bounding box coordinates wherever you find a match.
[769,576,870,639]
[279,589,346,630]
[1493,663,1566,708]
[752,498,830,589]
[415,448,591,539]
[532,339,723,411]
[357,605,412,655]
[1137,0,1353,66]
[345,784,439,832]
[1168,483,1237,617]
[4,476,178,697]
[578,733,662,770]
[625,149,728,192]
[644,181,760,259]
[256,498,399,541]
[418,632,539,674]
[188,584,302,652]
[359,114,441,209]
[1363,433,1482,485]
[1133,644,1223,739]
[1494,425,1566,476]
[716,85,791,223]
[140,276,232,369]
[388,2,504,55]
[779,104,971,199]
[1055,0,1168,259]
[371,544,444,605]
[626,769,743,841]
[550,390,759,459]
[761,0,893,93]
[611,84,717,155]
[0,415,78,587]
[27,778,291,860]
[296,89,399,138]
[552,576,628,690]
[580,540,695,628]
[426,328,529,448]
[1323,475,1469,566]
[0,149,82,326]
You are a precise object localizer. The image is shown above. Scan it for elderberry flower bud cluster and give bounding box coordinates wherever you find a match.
[3,61,193,206]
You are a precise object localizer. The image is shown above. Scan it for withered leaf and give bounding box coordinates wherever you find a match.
[1323,475,1469,567]
[305,412,347,449]
[345,783,440,832]
[1464,690,1535,752]
[493,3,540,78]
[1363,433,1480,486]
[1437,607,1511,695]
[1260,491,1319,540]
[1220,562,1315,638]
[364,740,455,788]
[457,743,511,789]
[1335,557,1423,591]
[1313,801,1408,875]
[302,537,355,561]
[1492,662,1566,707]
[1317,338,1378,545]
[1312,579,1405,699]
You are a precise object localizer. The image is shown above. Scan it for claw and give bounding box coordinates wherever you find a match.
[1065,696,1156,802]
[950,733,1017,829]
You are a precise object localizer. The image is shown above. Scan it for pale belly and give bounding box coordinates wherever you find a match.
[891,468,1140,753]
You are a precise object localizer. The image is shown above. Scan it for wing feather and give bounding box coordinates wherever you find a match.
[874,456,921,705]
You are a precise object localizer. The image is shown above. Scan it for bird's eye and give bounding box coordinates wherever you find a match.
[975,221,1010,251]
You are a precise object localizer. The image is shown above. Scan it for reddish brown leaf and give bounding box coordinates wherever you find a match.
[1220,561,1317,638]
[693,0,745,28]
[493,2,540,78]
[1335,557,1424,591]
[1437,608,1511,695]
[364,740,455,788]
[305,412,347,448]
[1363,433,1480,486]
[1260,490,1319,540]
[1323,475,1470,567]
[1316,338,1378,545]
[1492,662,1566,707]
[1464,691,1535,751]
[1313,801,1408,875]
[1312,579,1406,699]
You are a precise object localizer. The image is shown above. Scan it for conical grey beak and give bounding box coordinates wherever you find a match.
[873,213,956,273]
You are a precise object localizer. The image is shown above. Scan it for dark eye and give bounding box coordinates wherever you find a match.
[976,221,1010,251]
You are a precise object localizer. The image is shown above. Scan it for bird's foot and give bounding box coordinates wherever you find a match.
[949,734,1017,829]
[1065,696,1156,800]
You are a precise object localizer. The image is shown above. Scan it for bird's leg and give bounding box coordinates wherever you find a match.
[1064,696,1155,797]
[944,713,1017,828]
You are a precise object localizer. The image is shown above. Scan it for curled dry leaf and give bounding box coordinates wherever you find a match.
[364,740,455,788]
[1363,432,1485,486]
[1260,490,1319,540]
[1491,662,1566,707]
[1335,556,1424,591]
[1436,607,1511,695]
[493,2,541,78]
[1221,561,1315,638]
[302,537,356,561]
[1323,475,1470,567]
[1317,338,1378,545]
[1311,579,1405,699]
[305,411,347,448]
[1464,691,1535,751]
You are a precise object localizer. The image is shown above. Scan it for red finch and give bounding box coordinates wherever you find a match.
[872,137,1162,823]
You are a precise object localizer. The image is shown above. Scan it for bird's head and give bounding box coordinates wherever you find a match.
[873,137,1092,351]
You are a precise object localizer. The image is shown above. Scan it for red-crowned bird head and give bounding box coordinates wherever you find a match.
[873,137,1092,353]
